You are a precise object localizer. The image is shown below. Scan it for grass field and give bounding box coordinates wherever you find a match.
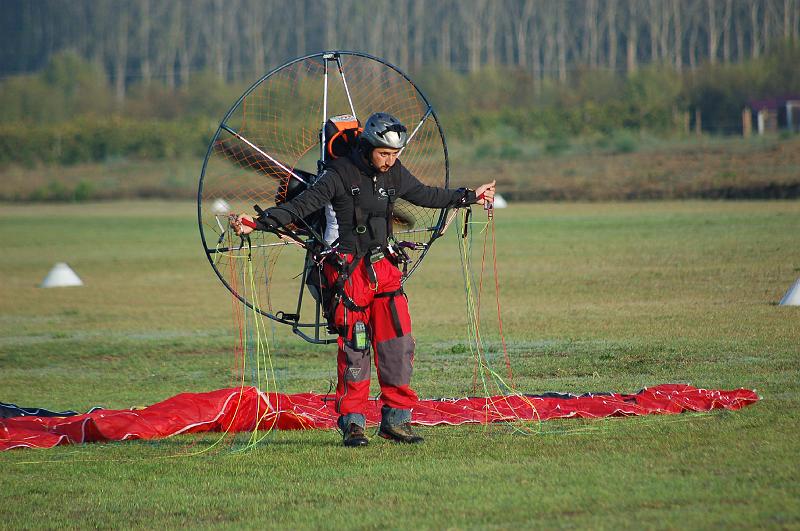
[1,200,798,529]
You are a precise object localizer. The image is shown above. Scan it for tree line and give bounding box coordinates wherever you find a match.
[3,0,799,102]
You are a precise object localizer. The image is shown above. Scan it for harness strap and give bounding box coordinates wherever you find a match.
[374,288,406,337]
[385,171,398,240]
[349,184,367,258]
[373,288,405,298]
[339,295,369,313]
[328,252,373,322]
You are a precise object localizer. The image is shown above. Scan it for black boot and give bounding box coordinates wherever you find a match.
[342,423,369,447]
[378,406,424,444]
[338,414,369,447]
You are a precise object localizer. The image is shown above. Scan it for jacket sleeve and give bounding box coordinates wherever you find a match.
[255,169,340,230]
[397,165,477,208]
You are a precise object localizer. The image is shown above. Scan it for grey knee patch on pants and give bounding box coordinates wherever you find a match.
[343,343,371,383]
[376,334,414,387]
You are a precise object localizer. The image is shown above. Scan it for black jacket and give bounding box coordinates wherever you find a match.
[259,150,476,254]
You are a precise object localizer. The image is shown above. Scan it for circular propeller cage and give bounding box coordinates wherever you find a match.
[198,51,450,343]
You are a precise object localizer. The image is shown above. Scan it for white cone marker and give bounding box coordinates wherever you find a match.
[779,278,800,306]
[40,263,83,288]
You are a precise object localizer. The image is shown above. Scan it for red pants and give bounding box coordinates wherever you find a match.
[324,255,417,415]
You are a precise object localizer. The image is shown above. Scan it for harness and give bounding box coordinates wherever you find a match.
[349,170,398,269]
[315,162,408,338]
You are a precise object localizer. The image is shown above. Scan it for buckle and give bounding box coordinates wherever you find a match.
[355,225,367,234]
[350,185,360,196]
[368,247,385,264]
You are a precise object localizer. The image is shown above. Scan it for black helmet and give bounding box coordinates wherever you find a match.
[360,112,408,150]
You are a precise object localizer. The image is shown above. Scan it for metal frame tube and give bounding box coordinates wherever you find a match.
[336,55,358,119]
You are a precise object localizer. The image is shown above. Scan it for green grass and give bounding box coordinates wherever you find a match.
[1,200,798,529]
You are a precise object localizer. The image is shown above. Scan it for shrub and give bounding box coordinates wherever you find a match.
[73,180,94,201]
[612,130,639,154]
[473,143,495,159]
[544,135,570,155]
[0,118,213,166]
[498,143,523,159]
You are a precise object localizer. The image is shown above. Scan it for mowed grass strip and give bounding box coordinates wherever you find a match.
[0,200,798,529]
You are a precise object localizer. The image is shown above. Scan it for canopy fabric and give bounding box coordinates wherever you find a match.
[0,384,759,451]
[0,401,80,419]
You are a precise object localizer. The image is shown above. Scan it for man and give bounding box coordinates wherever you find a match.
[233,112,495,447]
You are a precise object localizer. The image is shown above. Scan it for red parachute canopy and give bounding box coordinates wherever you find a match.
[0,384,759,451]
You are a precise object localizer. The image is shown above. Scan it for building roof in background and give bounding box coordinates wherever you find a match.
[748,95,800,111]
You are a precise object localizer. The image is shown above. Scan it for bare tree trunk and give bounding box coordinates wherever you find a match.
[735,2,745,60]
[763,0,773,53]
[138,0,151,85]
[464,0,487,72]
[178,37,190,86]
[515,0,533,68]
[365,0,388,60]
[87,1,111,78]
[323,0,335,50]
[649,0,659,62]
[158,1,181,89]
[113,8,129,104]
[179,0,199,87]
[673,0,683,70]
[470,19,480,72]
[439,1,451,68]
[708,0,719,64]
[557,1,567,82]
[396,0,409,67]
[796,0,800,41]
[248,0,265,77]
[502,7,514,66]
[794,0,800,41]
[226,0,239,80]
[607,0,618,72]
[689,13,699,68]
[211,0,226,79]
[530,4,541,87]
[488,1,499,67]
[412,0,425,69]
[582,0,596,65]
[591,0,601,67]
[660,1,670,61]
[626,0,640,74]
[722,0,732,62]
[543,2,556,81]
[751,1,760,58]
[785,0,791,39]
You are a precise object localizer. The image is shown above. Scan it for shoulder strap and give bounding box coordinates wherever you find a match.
[385,170,398,239]
[349,181,368,253]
